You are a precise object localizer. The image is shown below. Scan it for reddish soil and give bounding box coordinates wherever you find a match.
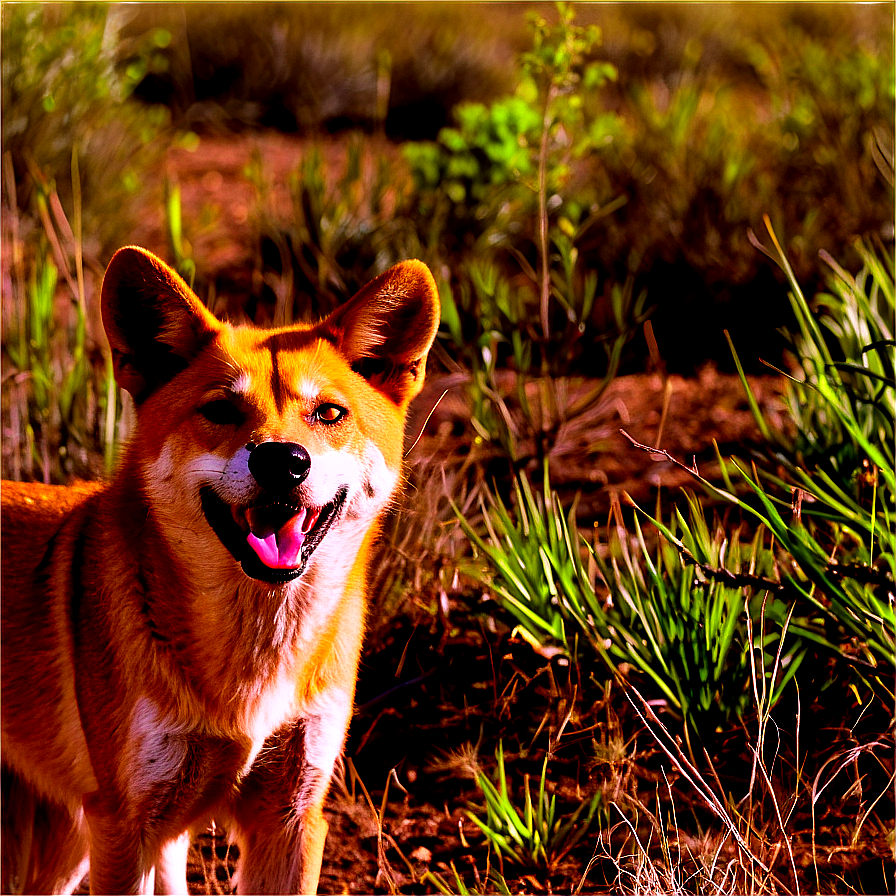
[133,132,406,294]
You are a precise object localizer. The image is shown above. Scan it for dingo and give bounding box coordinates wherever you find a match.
[1,247,439,895]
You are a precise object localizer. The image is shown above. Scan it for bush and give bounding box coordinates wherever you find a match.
[457,235,894,745]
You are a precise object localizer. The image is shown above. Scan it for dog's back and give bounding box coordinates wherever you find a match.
[2,481,104,894]
[2,481,106,789]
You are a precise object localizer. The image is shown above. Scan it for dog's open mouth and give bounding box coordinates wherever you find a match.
[200,487,347,584]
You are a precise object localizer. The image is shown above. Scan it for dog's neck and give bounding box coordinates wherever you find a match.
[99,457,367,732]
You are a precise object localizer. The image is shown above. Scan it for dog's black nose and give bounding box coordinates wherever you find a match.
[248,442,311,491]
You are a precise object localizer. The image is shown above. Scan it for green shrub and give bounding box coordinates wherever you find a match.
[727,227,895,700]
[456,468,803,749]
[404,2,623,252]
[587,16,893,291]
[457,232,895,743]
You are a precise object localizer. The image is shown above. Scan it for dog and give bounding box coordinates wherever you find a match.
[1,246,440,895]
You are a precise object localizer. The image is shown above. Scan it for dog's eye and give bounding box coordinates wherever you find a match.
[314,403,346,424]
[199,400,244,426]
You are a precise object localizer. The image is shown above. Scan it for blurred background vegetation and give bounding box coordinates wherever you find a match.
[2,1,892,478]
[2,3,893,893]
[4,5,893,350]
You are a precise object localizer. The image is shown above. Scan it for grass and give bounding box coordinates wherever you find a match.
[1,172,122,482]
[3,4,170,252]
[456,465,808,756]
[466,741,605,873]
[730,223,895,698]
[446,195,893,893]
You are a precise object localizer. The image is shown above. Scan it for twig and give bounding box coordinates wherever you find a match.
[680,552,786,594]
[621,430,894,594]
[619,428,700,477]
[826,560,894,591]
[537,83,558,341]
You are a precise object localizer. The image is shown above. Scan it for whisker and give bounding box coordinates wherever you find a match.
[404,389,448,458]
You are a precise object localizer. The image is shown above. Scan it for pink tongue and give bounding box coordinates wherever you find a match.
[246,509,307,569]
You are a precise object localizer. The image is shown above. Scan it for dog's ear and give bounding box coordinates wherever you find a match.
[323,260,440,405]
[102,246,221,403]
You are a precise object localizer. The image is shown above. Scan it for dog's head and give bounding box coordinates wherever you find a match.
[102,247,439,586]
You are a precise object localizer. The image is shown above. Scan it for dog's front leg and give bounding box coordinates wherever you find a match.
[232,795,329,896]
[153,831,190,895]
[231,690,352,895]
[82,793,156,895]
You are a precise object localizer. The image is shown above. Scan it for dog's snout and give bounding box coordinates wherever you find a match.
[248,441,311,491]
